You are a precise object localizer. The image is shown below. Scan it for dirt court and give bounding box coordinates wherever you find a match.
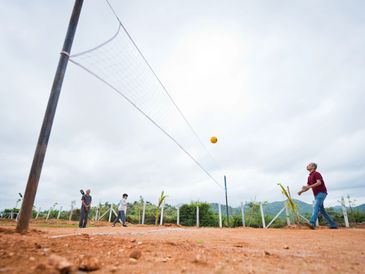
[0,221,364,274]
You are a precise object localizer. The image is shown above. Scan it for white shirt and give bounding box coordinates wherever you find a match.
[118,198,127,212]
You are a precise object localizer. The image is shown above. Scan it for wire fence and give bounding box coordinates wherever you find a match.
[2,196,360,228]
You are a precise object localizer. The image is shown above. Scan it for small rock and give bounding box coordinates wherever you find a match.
[110,266,119,273]
[264,250,271,256]
[29,256,36,261]
[129,250,142,260]
[42,248,50,254]
[283,245,290,250]
[34,263,46,272]
[193,254,208,265]
[130,239,136,243]
[34,243,42,249]
[78,255,100,271]
[162,258,168,263]
[137,241,143,245]
[48,254,73,274]
[129,258,137,264]
[8,252,14,257]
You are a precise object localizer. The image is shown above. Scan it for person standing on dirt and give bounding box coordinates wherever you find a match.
[112,193,128,227]
[298,163,338,229]
[79,189,92,228]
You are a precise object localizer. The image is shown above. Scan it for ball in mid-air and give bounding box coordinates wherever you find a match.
[210,136,218,144]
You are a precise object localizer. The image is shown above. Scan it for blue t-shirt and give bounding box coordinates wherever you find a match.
[81,194,92,208]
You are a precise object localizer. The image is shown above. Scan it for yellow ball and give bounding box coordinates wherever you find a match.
[210,136,218,144]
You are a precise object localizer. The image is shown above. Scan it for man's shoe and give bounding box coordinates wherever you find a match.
[329,226,338,229]
[305,222,315,230]
[123,224,128,227]
[112,224,115,227]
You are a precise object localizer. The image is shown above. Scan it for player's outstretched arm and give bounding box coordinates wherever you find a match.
[298,185,310,196]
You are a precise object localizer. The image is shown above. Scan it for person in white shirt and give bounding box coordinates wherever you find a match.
[112,193,128,227]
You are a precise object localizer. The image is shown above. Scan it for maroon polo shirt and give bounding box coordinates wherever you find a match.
[307,171,327,196]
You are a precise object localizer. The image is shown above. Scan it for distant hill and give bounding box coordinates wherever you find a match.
[326,204,365,213]
[355,204,365,212]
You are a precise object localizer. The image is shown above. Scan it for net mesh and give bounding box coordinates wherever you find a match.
[69,23,222,188]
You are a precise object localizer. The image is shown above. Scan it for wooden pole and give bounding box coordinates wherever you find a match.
[57,206,63,220]
[285,202,291,226]
[196,206,199,227]
[46,207,52,221]
[35,207,41,220]
[108,204,113,222]
[224,176,229,226]
[260,202,266,228]
[266,207,286,228]
[69,201,75,221]
[93,207,99,221]
[241,202,245,227]
[341,196,350,228]
[16,0,84,233]
[218,203,222,228]
[142,201,146,225]
[312,200,319,226]
[159,202,164,226]
[176,207,180,225]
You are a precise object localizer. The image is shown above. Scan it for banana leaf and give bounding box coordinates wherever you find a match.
[278,183,299,224]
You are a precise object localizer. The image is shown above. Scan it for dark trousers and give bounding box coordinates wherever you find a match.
[79,207,89,228]
[113,210,126,225]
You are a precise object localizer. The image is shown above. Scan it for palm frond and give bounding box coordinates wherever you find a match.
[278,183,299,224]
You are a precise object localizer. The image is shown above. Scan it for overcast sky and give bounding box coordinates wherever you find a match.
[1,0,364,211]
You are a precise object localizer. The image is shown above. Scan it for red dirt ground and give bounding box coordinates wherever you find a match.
[0,220,364,273]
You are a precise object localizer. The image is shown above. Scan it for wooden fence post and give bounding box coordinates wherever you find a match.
[259,202,266,228]
[341,196,350,228]
[46,206,52,221]
[159,202,164,226]
[285,202,291,226]
[196,206,200,227]
[35,207,41,220]
[57,206,63,220]
[108,204,113,222]
[177,207,180,225]
[142,201,146,225]
[312,200,319,226]
[241,202,245,227]
[218,203,222,228]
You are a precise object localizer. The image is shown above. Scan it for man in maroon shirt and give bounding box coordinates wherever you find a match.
[298,163,338,229]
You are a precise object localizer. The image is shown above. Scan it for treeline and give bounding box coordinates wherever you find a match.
[2,200,364,228]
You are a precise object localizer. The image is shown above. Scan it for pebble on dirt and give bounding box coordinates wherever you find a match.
[78,255,101,271]
[129,250,142,260]
[129,258,138,264]
[48,254,73,274]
